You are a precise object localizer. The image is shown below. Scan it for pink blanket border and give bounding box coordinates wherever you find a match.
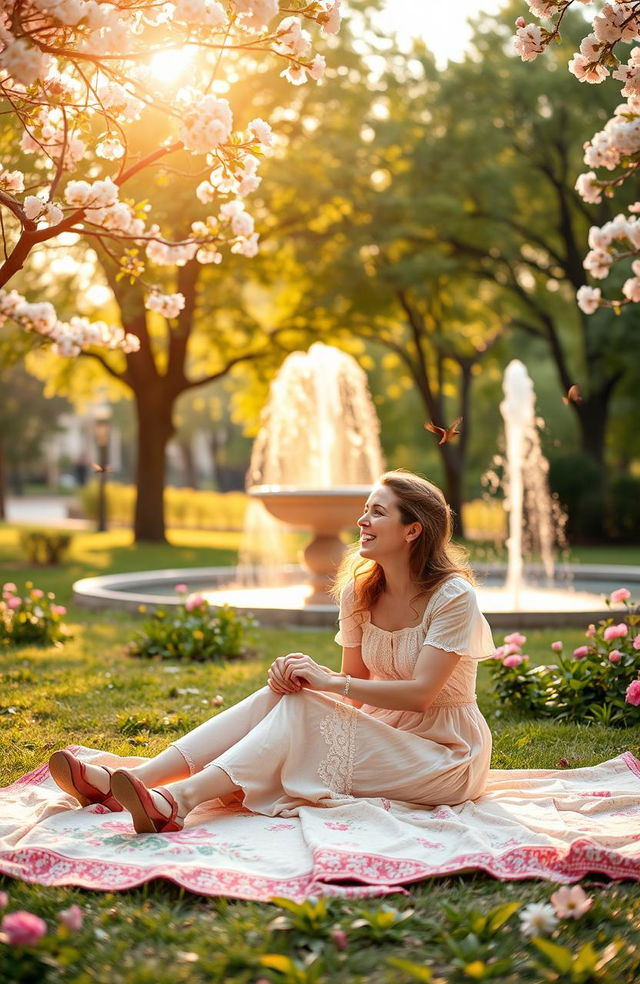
[1,752,639,901]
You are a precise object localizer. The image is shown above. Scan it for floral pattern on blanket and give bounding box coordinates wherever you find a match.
[0,747,639,901]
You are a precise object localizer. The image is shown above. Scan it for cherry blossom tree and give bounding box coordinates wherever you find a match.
[515,1,640,314]
[0,0,341,356]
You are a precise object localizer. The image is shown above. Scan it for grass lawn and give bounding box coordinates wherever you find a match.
[1,526,640,982]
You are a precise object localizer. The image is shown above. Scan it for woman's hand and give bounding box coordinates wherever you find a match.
[267,654,303,695]
[283,653,335,692]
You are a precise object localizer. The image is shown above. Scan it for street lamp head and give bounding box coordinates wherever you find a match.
[93,402,112,449]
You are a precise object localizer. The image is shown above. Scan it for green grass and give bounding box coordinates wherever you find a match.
[1,527,640,982]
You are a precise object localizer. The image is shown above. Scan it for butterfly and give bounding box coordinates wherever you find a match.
[91,462,112,474]
[424,417,463,445]
[562,384,582,405]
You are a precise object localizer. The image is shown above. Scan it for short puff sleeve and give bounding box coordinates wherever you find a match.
[334,580,367,648]
[423,577,494,660]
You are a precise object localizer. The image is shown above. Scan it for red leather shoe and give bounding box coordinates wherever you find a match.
[111,770,185,834]
[49,749,123,811]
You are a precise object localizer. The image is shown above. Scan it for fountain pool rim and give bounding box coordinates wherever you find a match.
[72,563,640,629]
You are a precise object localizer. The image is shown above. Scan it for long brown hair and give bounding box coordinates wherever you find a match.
[332,469,473,615]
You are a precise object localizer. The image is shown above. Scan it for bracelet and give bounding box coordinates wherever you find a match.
[343,674,351,698]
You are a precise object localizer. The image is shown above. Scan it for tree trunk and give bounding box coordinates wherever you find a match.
[133,392,175,542]
[0,438,5,521]
[573,391,611,466]
[441,446,465,539]
[179,438,198,489]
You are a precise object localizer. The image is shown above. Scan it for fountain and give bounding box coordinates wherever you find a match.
[73,354,638,628]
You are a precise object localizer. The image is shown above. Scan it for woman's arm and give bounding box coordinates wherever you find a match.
[286,644,460,713]
[340,645,370,708]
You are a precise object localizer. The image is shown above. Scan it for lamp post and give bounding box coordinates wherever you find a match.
[93,402,112,533]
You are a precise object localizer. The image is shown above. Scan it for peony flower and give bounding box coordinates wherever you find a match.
[51,604,67,615]
[625,680,640,706]
[58,904,83,932]
[185,593,204,611]
[3,583,17,593]
[31,589,44,598]
[0,911,48,946]
[585,624,596,638]
[550,885,592,920]
[573,646,589,660]
[610,587,631,604]
[175,584,188,593]
[331,927,348,950]
[7,597,21,610]
[503,653,524,668]
[609,649,622,663]
[505,632,526,647]
[551,641,563,652]
[519,902,558,938]
[603,623,628,642]
[634,635,640,650]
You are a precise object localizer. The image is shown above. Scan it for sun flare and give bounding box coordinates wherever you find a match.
[147,46,195,85]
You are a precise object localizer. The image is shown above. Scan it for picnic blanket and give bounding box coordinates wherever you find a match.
[1,746,639,901]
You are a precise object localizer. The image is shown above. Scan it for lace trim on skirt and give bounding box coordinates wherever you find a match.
[170,742,198,776]
[317,702,358,796]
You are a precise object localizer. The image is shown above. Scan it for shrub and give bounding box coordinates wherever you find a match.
[548,452,605,541]
[488,591,640,727]
[126,590,257,663]
[78,483,248,531]
[605,474,640,542]
[19,529,73,566]
[0,581,70,648]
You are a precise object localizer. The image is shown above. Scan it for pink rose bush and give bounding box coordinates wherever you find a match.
[127,599,256,663]
[0,911,47,946]
[489,590,640,725]
[0,581,70,648]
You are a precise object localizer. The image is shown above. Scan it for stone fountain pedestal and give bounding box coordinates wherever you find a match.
[248,486,370,604]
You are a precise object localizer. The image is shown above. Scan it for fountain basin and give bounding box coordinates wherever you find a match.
[72,563,640,629]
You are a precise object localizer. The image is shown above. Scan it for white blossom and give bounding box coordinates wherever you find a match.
[577,284,602,314]
[515,24,545,62]
[24,195,45,220]
[519,903,558,938]
[248,117,273,146]
[145,291,186,318]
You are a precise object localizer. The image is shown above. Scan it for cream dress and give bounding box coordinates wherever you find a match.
[171,576,496,817]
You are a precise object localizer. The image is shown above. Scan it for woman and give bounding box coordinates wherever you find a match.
[49,469,496,834]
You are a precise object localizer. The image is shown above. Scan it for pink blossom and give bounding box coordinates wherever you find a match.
[625,680,640,706]
[1,911,47,946]
[2,582,16,593]
[573,646,589,660]
[551,641,563,652]
[51,604,67,615]
[185,593,204,611]
[603,623,628,642]
[550,885,593,920]
[30,588,44,598]
[0,892,8,909]
[609,649,622,663]
[174,584,188,593]
[331,927,348,951]
[503,653,524,668]
[58,904,83,932]
[610,587,631,605]
[505,632,526,647]
[585,624,596,638]
[633,635,640,650]
[7,597,21,610]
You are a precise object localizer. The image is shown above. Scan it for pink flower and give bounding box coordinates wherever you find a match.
[603,623,628,642]
[492,645,508,659]
[610,587,631,605]
[551,641,563,652]
[174,583,188,593]
[609,650,622,663]
[625,680,640,706]
[185,593,204,611]
[1,911,47,946]
[58,904,83,932]
[30,588,44,598]
[585,624,596,638]
[2,582,16,593]
[505,632,526,647]
[51,605,67,615]
[550,885,593,920]
[503,653,523,668]
[634,635,640,650]
[573,646,589,660]
[331,927,348,951]
[0,892,8,909]
[6,597,21,609]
